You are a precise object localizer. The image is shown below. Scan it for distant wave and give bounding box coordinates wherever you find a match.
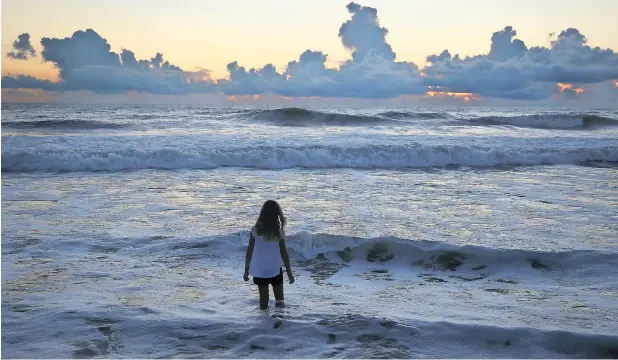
[5,108,616,130]
[248,108,453,125]
[250,107,391,126]
[2,119,125,130]
[2,143,617,172]
[124,114,161,120]
[377,111,449,120]
[245,108,618,129]
[466,114,618,129]
[197,109,254,116]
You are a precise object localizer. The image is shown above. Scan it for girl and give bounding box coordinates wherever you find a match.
[243,200,295,309]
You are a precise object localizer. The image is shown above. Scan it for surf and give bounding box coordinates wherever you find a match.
[3,141,617,172]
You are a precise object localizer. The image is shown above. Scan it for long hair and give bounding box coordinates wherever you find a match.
[255,200,286,241]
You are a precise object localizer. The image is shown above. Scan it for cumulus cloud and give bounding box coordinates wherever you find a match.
[3,29,213,94]
[218,2,424,98]
[120,49,149,69]
[422,27,618,100]
[488,26,527,61]
[40,29,121,78]
[339,2,396,62]
[2,2,618,102]
[7,33,37,60]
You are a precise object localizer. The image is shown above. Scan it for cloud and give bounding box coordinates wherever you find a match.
[1,75,61,91]
[488,26,527,62]
[120,49,149,69]
[339,2,396,62]
[218,2,424,98]
[40,29,121,79]
[2,2,618,102]
[422,27,618,100]
[527,29,618,83]
[7,33,37,60]
[3,29,214,94]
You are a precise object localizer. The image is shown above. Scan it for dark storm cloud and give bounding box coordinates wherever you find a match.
[7,33,37,60]
[3,3,618,101]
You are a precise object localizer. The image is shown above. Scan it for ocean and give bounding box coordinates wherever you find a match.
[2,103,618,358]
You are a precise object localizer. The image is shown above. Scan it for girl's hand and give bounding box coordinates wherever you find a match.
[243,270,249,281]
[287,271,295,284]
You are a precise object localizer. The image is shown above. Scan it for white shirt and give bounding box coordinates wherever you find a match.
[249,226,284,278]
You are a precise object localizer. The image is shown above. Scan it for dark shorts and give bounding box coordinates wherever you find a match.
[253,268,283,286]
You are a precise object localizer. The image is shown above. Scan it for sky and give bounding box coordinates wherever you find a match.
[2,0,618,105]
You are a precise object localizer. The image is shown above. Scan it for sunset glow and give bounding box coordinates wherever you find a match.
[557,82,585,94]
[2,0,618,105]
[1,88,57,103]
[426,91,480,102]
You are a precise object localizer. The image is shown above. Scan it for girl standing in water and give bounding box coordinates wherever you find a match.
[243,200,295,309]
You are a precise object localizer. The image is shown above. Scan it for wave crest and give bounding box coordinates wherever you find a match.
[377,111,449,120]
[2,143,617,172]
[251,108,388,126]
[246,108,618,129]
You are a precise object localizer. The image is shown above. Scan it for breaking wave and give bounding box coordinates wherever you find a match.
[377,111,449,120]
[245,108,618,129]
[250,108,393,126]
[4,108,616,130]
[3,143,617,172]
[249,108,452,125]
[280,232,618,271]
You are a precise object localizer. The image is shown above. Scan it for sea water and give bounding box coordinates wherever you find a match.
[2,104,618,358]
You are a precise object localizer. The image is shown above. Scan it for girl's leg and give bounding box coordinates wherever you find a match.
[272,283,284,302]
[258,285,270,309]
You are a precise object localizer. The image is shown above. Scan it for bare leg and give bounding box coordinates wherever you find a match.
[272,283,284,303]
[258,285,269,309]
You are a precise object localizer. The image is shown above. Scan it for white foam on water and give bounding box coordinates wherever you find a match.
[3,140,617,172]
[2,229,618,358]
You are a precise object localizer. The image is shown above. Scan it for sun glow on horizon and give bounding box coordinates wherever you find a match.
[426,87,480,102]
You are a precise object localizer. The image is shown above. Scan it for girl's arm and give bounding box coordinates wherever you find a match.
[243,233,255,281]
[279,239,295,284]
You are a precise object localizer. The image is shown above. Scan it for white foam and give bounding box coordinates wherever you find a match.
[3,142,617,172]
[3,230,617,358]
[283,232,618,269]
